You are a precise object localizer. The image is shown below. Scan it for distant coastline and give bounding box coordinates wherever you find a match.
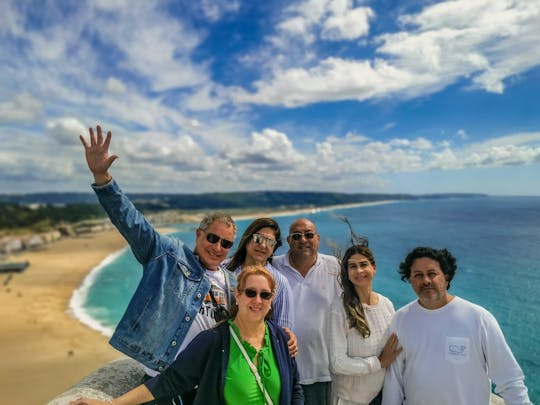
[231,199,398,221]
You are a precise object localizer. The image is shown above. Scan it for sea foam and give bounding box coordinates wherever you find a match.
[68,248,127,337]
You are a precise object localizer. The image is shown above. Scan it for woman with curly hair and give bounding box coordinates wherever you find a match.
[326,244,401,405]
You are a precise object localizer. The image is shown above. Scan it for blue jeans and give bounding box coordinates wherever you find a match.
[301,382,331,405]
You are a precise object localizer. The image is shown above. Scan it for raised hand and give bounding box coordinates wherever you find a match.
[79,125,118,185]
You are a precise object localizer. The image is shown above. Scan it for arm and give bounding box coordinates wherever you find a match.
[80,126,174,264]
[481,312,532,405]
[291,357,304,405]
[325,302,381,375]
[381,321,405,405]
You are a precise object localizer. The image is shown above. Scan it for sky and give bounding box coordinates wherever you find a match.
[1,0,540,196]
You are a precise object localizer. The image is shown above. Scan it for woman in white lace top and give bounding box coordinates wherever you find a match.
[326,244,402,405]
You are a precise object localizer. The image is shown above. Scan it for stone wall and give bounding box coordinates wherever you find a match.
[47,358,144,405]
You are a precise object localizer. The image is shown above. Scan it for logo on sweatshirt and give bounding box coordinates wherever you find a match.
[446,336,470,364]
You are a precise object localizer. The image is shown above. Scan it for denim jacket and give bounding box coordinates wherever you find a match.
[93,180,236,372]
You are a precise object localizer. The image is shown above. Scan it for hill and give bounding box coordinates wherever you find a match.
[0,190,487,231]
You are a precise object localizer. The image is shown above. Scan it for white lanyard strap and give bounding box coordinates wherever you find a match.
[229,325,275,405]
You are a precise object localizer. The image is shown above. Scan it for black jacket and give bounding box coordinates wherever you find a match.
[145,320,304,404]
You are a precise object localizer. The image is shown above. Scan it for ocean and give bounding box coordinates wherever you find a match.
[71,196,540,402]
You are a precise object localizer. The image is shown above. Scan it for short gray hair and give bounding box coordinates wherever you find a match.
[199,212,236,237]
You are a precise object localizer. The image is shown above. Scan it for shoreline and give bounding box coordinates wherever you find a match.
[1,200,397,404]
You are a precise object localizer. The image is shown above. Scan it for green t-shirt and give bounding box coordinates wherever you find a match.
[224,320,281,404]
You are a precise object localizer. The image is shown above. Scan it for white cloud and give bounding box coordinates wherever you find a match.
[199,0,241,22]
[46,118,87,145]
[382,0,540,94]
[240,0,540,107]
[234,57,417,107]
[225,128,305,168]
[0,93,43,123]
[185,84,228,112]
[94,7,209,92]
[121,131,209,170]
[321,5,374,41]
[106,77,127,94]
[301,130,540,183]
[277,0,374,47]
[456,129,468,140]
[1,1,539,194]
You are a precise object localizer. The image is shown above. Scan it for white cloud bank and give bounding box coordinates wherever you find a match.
[236,0,540,106]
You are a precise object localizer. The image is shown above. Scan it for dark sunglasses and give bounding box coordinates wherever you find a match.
[201,230,234,249]
[243,288,273,300]
[289,231,316,241]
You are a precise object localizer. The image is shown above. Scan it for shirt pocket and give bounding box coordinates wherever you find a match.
[445,336,470,365]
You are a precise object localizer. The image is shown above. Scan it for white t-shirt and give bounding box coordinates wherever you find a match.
[144,268,228,377]
[272,252,341,384]
[382,296,532,405]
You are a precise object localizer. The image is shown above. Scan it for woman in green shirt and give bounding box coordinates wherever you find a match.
[70,266,303,405]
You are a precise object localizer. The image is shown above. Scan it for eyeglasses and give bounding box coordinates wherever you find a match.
[252,233,277,249]
[201,229,234,249]
[289,232,316,241]
[243,288,273,300]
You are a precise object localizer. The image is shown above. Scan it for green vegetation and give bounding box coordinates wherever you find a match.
[0,190,487,233]
[0,203,106,232]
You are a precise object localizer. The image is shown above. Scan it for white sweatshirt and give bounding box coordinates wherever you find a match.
[382,296,532,405]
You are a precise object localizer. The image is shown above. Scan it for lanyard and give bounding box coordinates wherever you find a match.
[229,325,274,405]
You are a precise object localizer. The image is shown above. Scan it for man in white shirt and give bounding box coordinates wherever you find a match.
[382,246,532,405]
[272,218,341,405]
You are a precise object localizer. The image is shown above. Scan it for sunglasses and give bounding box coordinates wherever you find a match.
[243,288,273,300]
[201,230,234,249]
[289,231,316,241]
[252,233,277,249]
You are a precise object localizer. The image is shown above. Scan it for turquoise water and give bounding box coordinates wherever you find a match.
[75,196,540,402]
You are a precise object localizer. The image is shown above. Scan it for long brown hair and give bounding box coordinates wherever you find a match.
[340,244,376,338]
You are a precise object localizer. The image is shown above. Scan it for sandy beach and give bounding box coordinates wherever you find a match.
[0,230,127,405]
[0,199,396,404]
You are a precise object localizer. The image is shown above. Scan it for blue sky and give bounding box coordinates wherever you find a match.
[1,0,540,195]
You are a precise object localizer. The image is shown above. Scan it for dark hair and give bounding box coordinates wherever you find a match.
[226,218,282,271]
[339,244,376,338]
[229,265,276,321]
[398,247,457,289]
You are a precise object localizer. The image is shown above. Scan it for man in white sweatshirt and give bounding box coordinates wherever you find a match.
[382,246,532,405]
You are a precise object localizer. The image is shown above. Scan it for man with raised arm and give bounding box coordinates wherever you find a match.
[79,126,238,385]
[272,218,341,405]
